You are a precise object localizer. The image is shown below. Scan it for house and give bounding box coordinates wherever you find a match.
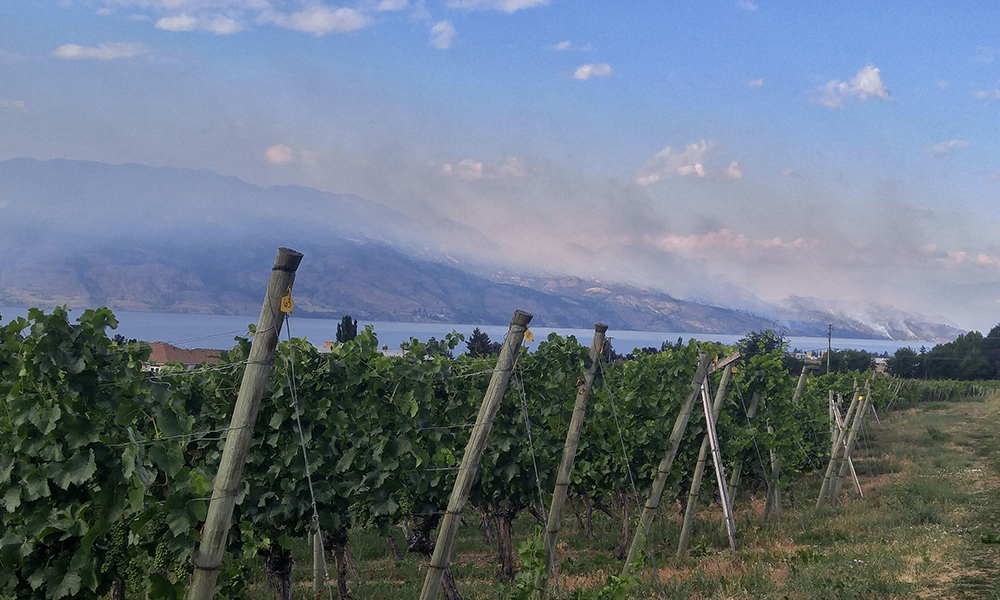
[144,342,223,372]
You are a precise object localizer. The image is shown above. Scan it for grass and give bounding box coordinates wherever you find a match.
[224,392,1000,600]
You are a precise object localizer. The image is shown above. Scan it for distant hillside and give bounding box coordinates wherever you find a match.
[0,158,964,341]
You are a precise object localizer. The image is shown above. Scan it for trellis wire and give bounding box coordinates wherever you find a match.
[597,359,665,597]
[282,314,336,600]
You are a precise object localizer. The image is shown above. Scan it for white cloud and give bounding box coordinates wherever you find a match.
[156,13,243,34]
[937,80,948,89]
[53,42,150,60]
[0,97,25,110]
[975,89,1000,100]
[259,6,371,35]
[446,0,548,12]
[441,156,526,179]
[96,7,113,15]
[726,161,742,179]
[442,158,484,180]
[265,144,293,165]
[814,65,890,109]
[635,141,711,186]
[377,0,408,10]
[548,40,591,51]
[748,78,763,87]
[430,21,456,49]
[925,140,969,155]
[737,0,757,10]
[781,166,797,177]
[573,63,612,80]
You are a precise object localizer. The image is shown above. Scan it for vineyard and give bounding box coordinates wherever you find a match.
[0,250,933,600]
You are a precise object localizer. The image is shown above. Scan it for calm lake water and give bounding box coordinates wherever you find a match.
[0,306,930,355]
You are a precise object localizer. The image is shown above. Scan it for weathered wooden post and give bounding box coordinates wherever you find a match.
[817,389,861,507]
[830,381,872,503]
[621,354,711,577]
[677,365,733,555]
[187,247,303,600]
[536,324,608,592]
[419,310,533,600]
[313,531,325,593]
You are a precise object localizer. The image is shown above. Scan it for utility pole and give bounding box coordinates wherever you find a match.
[827,324,833,374]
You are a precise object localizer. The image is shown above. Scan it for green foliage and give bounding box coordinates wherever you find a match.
[0,308,202,600]
[0,307,846,597]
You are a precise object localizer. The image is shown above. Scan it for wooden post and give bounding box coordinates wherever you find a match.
[792,366,808,404]
[187,247,303,600]
[536,324,608,592]
[764,428,781,520]
[830,381,871,503]
[677,365,733,556]
[816,389,861,507]
[727,392,760,504]
[419,310,532,600]
[313,531,325,593]
[621,354,711,577]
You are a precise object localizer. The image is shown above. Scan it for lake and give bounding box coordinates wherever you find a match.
[0,306,932,356]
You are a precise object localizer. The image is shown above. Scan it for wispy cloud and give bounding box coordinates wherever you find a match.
[0,97,25,110]
[445,0,549,13]
[264,143,316,166]
[441,156,527,180]
[634,142,743,186]
[573,63,612,80]
[813,65,890,109]
[737,0,758,10]
[260,6,371,35]
[156,13,243,34]
[548,40,592,51]
[988,171,1000,182]
[748,78,763,87]
[937,80,948,89]
[430,21,456,49]
[53,42,150,60]
[0,48,26,62]
[973,46,996,64]
[925,140,969,155]
[377,0,408,10]
[975,89,1000,100]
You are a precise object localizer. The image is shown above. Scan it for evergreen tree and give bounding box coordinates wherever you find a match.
[336,315,358,343]
[466,327,500,357]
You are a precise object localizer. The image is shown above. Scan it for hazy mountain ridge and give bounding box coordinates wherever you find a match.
[0,158,963,341]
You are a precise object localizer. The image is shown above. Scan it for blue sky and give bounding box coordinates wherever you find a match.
[2,1,1000,331]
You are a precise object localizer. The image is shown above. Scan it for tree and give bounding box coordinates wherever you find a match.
[466,327,500,358]
[336,315,358,343]
[827,348,875,373]
[887,347,921,378]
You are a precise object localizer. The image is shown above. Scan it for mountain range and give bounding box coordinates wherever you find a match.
[0,158,963,342]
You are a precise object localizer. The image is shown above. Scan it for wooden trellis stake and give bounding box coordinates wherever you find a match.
[536,324,608,592]
[816,388,861,507]
[620,354,711,577]
[677,365,733,556]
[419,310,532,600]
[187,247,303,600]
[830,380,872,503]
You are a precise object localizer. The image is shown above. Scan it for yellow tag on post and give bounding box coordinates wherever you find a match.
[279,286,294,313]
[524,328,534,342]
